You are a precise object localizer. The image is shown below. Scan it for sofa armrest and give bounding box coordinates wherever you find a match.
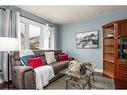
[12,66,35,89]
[12,66,33,73]
[68,57,74,61]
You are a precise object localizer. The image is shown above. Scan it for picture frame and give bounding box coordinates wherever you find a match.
[76,30,99,49]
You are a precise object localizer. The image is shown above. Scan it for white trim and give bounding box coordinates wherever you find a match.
[20,16,55,50]
[25,24,30,49]
[20,16,44,50]
[20,17,44,27]
[94,69,103,73]
[17,12,21,50]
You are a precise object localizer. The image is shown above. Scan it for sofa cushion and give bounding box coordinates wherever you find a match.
[49,61,69,74]
[28,57,44,68]
[33,51,40,57]
[58,53,69,61]
[44,52,56,64]
[40,56,47,65]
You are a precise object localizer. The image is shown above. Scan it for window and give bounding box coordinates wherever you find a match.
[29,24,40,50]
[20,17,55,50]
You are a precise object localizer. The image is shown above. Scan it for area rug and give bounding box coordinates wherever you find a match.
[45,75,114,89]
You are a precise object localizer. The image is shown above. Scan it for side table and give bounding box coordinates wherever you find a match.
[65,70,92,89]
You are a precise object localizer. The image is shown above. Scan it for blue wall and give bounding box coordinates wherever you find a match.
[58,9,127,72]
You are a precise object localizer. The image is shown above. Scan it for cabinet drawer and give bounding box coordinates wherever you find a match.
[117,70,127,78]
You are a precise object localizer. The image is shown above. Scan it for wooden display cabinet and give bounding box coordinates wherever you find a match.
[102,19,127,89]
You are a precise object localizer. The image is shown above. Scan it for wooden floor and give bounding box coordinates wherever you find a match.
[0,72,104,89]
[0,82,17,89]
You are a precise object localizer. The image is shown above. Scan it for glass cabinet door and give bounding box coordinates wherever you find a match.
[119,37,127,60]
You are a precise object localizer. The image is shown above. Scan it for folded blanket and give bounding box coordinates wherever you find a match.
[19,50,35,57]
[34,66,55,90]
[19,50,35,66]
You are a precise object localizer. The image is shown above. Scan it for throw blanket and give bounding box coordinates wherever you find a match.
[19,50,35,57]
[34,66,55,90]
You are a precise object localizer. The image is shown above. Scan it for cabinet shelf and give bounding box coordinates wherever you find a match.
[118,35,127,38]
[103,59,114,63]
[103,24,115,79]
[104,37,114,39]
[104,44,114,46]
[104,52,114,54]
[118,59,127,62]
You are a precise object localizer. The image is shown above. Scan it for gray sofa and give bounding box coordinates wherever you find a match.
[10,50,74,89]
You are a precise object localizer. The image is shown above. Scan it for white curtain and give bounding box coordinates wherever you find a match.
[50,26,57,49]
[43,24,56,50]
[0,8,20,82]
[43,24,51,49]
[54,26,57,49]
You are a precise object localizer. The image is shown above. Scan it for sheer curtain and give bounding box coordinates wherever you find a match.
[50,26,57,49]
[43,24,56,50]
[43,24,51,49]
[0,8,20,82]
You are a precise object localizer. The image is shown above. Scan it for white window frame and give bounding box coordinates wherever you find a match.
[20,17,45,50]
[20,16,55,50]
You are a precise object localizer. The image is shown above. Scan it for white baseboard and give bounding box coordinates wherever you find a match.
[94,69,103,73]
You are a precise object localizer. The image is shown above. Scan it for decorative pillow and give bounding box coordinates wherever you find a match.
[58,53,69,61]
[20,55,35,66]
[28,57,44,68]
[19,50,35,66]
[44,52,56,64]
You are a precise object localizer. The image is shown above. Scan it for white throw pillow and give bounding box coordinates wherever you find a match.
[44,52,56,64]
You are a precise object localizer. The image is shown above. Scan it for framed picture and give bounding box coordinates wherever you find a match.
[76,30,99,49]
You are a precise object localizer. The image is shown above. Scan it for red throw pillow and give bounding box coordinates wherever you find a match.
[58,53,69,61]
[28,57,44,68]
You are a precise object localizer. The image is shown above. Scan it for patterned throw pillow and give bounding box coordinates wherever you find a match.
[19,50,35,66]
[20,55,35,66]
[44,52,56,64]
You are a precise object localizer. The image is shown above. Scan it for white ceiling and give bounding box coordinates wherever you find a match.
[18,6,127,25]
